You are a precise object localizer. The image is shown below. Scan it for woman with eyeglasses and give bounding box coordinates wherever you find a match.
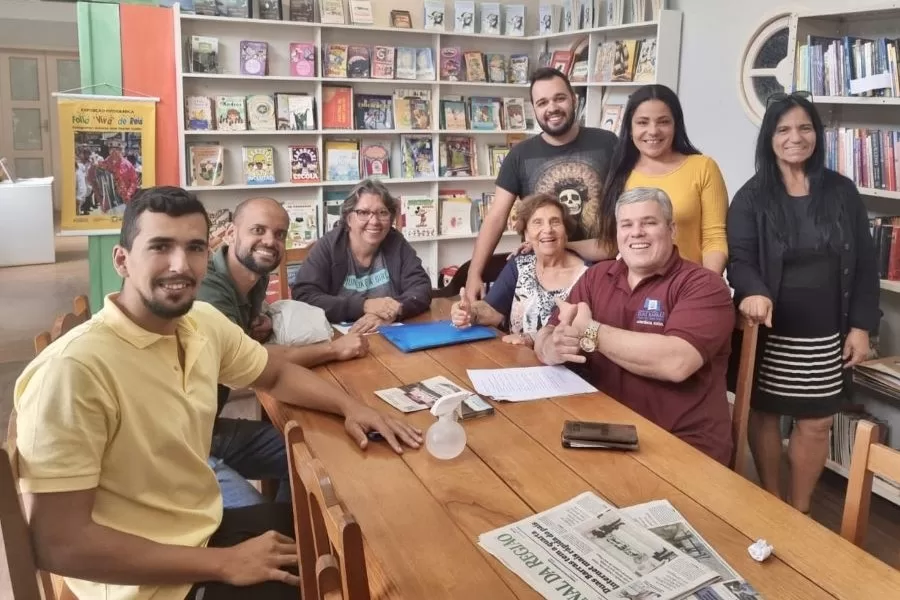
[594,84,729,274]
[450,193,588,345]
[292,178,432,333]
[727,92,880,513]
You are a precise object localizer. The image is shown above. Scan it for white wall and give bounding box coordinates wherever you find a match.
[0,0,78,51]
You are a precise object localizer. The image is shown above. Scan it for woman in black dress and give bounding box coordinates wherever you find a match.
[726,93,880,513]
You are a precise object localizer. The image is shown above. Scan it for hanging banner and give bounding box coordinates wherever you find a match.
[58,95,156,232]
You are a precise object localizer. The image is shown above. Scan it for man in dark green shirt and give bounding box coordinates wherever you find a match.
[198,196,368,507]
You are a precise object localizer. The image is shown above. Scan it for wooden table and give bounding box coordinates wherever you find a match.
[259,301,900,599]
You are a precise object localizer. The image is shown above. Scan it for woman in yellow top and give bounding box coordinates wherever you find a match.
[595,84,729,274]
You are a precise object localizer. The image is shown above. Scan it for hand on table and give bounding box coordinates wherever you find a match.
[343,403,423,454]
[363,297,402,321]
[332,332,369,360]
[349,313,386,334]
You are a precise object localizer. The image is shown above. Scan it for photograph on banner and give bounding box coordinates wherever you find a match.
[58,96,156,232]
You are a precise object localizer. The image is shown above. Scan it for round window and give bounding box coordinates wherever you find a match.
[740,14,793,124]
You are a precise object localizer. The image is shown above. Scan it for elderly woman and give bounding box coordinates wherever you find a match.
[727,92,880,514]
[451,193,588,345]
[292,178,432,333]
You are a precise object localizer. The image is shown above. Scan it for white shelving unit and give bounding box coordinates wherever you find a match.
[173,5,683,282]
[786,4,900,506]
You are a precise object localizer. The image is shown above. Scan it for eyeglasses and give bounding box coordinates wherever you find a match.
[351,208,393,221]
[766,90,813,108]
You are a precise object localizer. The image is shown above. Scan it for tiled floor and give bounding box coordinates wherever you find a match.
[1,236,898,596]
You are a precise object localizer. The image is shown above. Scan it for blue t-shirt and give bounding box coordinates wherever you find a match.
[338,249,392,300]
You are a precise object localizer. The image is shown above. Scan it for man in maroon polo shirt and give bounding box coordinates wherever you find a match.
[535,187,735,465]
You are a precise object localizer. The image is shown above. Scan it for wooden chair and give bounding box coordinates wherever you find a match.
[840,420,900,546]
[730,317,759,478]
[4,297,91,600]
[278,246,312,300]
[432,252,512,298]
[1,447,44,600]
[285,420,370,600]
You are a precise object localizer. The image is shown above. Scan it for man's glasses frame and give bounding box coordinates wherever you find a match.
[766,90,813,109]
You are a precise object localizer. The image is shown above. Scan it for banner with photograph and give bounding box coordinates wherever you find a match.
[58,96,156,232]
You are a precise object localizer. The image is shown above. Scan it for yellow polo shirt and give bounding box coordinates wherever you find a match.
[626,154,729,265]
[14,295,269,600]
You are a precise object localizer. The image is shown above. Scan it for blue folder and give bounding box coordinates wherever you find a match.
[378,320,497,353]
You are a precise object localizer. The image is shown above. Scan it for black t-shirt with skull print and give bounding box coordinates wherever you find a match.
[495,126,617,240]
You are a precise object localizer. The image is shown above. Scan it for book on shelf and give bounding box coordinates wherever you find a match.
[400,196,438,239]
[276,94,316,131]
[348,0,374,25]
[508,54,529,84]
[324,139,361,181]
[400,135,435,179]
[354,94,394,130]
[289,145,320,183]
[289,0,315,22]
[854,356,900,400]
[439,190,475,236]
[488,145,510,176]
[322,86,354,129]
[825,127,899,193]
[324,192,344,233]
[284,200,319,249]
[440,47,463,81]
[869,216,900,281]
[185,96,213,130]
[504,4,526,36]
[464,51,487,82]
[247,95,277,131]
[439,136,477,177]
[580,0,594,29]
[289,43,316,78]
[486,54,506,84]
[454,1,476,33]
[600,104,625,134]
[481,3,501,35]
[319,0,345,24]
[539,3,561,34]
[347,45,371,78]
[561,0,576,32]
[372,46,395,79]
[634,38,657,83]
[441,99,468,129]
[828,409,898,496]
[607,0,625,26]
[239,41,268,76]
[796,35,900,98]
[550,49,574,75]
[258,0,282,20]
[469,96,502,130]
[188,36,218,74]
[416,48,436,81]
[188,144,224,187]
[215,96,247,131]
[360,142,391,178]
[208,208,232,251]
[503,97,527,130]
[611,39,641,82]
[194,0,247,18]
[594,42,616,82]
[396,47,417,80]
[325,44,349,78]
[242,146,276,185]
[424,0,446,31]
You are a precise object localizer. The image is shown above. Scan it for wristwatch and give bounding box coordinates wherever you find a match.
[579,320,601,353]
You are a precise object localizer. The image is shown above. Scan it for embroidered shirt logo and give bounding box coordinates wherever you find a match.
[636,297,666,326]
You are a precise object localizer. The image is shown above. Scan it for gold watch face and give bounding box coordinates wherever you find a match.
[579,336,596,353]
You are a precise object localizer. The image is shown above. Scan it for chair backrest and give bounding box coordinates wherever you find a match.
[731,317,758,478]
[840,420,900,546]
[0,447,43,600]
[433,252,511,298]
[278,246,312,300]
[285,421,370,600]
[33,295,91,355]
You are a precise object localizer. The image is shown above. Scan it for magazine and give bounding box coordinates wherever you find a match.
[374,375,494,419]
[478,492,719,599]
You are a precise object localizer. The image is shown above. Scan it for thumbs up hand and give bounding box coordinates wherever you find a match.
[451,287,474,328]
[544,299,587,365]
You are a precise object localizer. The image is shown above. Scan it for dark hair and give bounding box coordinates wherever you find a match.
[751,95,839,249]
[119,186,210,250]
[596,84,700,242]
[529,66,575,101]
[514,193,577,239]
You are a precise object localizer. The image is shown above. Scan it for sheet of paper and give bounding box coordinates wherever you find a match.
[332,322,403,336]
[466,365,598,402]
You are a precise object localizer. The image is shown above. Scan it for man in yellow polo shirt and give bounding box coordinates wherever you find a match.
[14,186,422,600]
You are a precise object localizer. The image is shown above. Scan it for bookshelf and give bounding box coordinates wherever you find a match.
[172,4,683,283]
[786,3,900,506]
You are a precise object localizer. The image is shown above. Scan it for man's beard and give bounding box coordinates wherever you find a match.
[236,243,280,276]
[537,109,576,137]
[142,294,194,319]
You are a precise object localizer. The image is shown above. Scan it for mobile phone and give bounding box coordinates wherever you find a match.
[561,420,639,450]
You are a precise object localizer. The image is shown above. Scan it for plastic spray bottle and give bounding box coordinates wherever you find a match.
[425,391,469,460]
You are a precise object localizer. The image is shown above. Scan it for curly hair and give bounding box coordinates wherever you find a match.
[514,193,577,239]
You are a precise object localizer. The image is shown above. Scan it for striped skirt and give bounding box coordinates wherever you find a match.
[753,331,845,418]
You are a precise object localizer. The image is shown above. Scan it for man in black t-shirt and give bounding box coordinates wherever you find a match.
[465,68,618,303]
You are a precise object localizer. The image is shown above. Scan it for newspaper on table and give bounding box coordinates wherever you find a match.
[621,501,763,600]
[478,492,719,600]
